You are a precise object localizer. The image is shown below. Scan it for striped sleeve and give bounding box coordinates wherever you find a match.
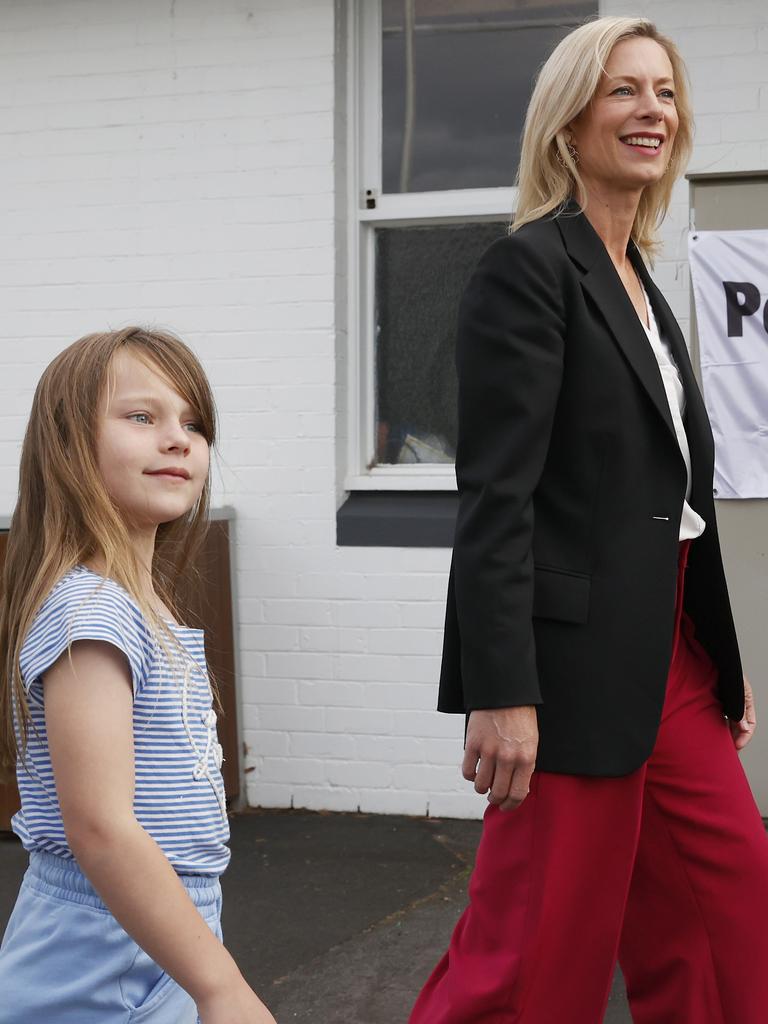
[20,572,154,698]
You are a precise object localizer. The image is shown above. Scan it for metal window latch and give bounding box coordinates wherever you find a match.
[364,188,377,210]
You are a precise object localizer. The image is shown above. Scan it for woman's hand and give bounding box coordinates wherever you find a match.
[463,707,538,811]
[730,675,757,750]
[198,978,277,1024]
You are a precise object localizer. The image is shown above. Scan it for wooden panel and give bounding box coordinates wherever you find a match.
[174,519,240,802]
[0,519,239,831]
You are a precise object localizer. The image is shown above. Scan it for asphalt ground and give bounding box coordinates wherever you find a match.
[0,809,631,1022]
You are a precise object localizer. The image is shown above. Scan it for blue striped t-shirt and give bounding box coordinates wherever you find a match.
[12,566,230,876]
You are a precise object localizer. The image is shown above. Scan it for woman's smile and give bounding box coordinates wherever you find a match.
[619,132,665,154]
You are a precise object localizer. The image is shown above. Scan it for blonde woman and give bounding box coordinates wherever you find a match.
[410,17,768,1024]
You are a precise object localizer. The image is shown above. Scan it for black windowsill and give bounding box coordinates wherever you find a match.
[336,491,458,548]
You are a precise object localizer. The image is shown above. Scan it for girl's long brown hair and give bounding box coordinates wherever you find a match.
[0,327,217,771]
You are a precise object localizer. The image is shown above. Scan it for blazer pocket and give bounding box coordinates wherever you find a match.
[533,565,591,624]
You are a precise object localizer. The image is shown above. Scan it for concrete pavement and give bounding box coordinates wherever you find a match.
[0,810,631,1022]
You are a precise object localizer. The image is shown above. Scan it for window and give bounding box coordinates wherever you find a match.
[374,221,506,467]
[346,0,597,491]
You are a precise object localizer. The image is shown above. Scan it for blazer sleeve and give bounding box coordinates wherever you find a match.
[452,231,566,709]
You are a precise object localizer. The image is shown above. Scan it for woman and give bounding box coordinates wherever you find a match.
[410,16,768,1024]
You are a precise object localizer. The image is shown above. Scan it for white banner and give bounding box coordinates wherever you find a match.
[688,229,768,499]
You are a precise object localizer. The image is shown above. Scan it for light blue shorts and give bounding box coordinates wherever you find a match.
[0,850,222,1023]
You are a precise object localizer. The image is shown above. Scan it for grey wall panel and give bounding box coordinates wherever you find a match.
[689,172,768,812]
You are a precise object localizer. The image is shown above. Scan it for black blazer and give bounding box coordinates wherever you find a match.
[439,200,744,777]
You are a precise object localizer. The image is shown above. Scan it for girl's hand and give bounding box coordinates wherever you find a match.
[730,675,757,750]
[198,979,277,1024]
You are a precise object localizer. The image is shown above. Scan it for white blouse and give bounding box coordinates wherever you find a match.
[639,283,706,542]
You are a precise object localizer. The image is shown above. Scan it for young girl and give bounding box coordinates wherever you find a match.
[0,327,277,1024]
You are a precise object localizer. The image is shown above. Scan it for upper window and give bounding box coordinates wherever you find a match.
[346,0,597,490]
[382,0,594,194]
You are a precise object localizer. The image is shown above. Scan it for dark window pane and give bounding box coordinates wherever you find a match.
[382,0,597,193]
[375,221,507,466]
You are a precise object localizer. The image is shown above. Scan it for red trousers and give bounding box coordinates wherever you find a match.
[410,545,768,1023]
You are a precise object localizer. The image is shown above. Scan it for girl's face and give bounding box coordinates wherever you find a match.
[568,36,679,196]
[96,350,210,532]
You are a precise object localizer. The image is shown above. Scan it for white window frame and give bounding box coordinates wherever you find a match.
[344,0,517,492]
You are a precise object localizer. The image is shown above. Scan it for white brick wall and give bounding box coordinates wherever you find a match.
[0,0,475,820]
[0,0,765,822]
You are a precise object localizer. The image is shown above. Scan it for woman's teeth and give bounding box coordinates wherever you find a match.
[622,136,661,148]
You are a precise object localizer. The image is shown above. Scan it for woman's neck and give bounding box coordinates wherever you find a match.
[578,182,642,268]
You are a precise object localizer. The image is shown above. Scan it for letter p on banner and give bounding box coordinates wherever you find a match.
[689,230,768,498]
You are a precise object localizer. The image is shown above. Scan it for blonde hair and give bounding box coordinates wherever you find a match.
[513,17,694,259]
[0,327,217,769]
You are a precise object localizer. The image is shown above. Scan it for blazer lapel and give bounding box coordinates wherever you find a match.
[555,204,678,446]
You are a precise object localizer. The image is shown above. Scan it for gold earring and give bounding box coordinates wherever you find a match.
[557,136,579,166]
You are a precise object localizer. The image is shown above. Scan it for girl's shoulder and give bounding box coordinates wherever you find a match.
[35,565,148,637]
[21,566,156,696]
[44,563,134,603]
